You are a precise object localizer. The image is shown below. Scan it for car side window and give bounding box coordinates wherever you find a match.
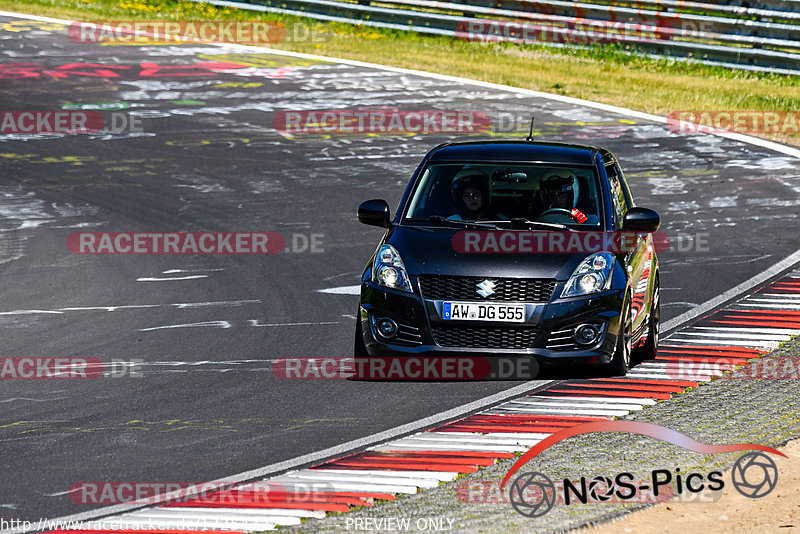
[606,163,629,228]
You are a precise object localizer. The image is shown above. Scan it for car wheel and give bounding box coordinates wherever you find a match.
[354,317,368,357]
[605,294,632,376]
[634,276,659,360]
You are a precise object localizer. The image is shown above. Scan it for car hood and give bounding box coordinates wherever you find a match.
[385,225,591,280]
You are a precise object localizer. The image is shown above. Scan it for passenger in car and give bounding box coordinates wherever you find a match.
[449,171,503,221]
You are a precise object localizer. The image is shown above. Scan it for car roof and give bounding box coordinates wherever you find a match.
[426,140,602,166]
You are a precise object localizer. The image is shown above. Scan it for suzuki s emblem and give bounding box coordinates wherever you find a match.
[476,280,497,298]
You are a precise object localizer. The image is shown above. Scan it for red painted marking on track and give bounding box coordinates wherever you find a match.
[378,449,515,458]
[48,531,247,534]
[659,348,764,358]
[538,382,679,393]
[543,388,671,400]
[719,313,800,322]
[591,377,699,388]
[164,500,351,511]
[467,414,607,421]
[565,381,686,393]
[656,356,745,365]
[322,460,478,473]
[347,454,495,466]
[656,354,752,362]
[706,319,800,328]
[659,344,765,354]
[435,424,563,433]
[724,309,800,317]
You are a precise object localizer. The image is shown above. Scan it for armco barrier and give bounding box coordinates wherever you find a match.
[186,0,800,75]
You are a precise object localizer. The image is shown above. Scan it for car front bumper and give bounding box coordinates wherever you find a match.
[358,280,625,368]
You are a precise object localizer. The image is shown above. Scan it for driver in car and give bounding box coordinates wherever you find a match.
[540,171,588,224]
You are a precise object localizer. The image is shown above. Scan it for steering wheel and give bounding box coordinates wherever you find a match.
[538,208,580,222]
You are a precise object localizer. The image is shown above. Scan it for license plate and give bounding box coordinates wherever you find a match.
[442,302,525,322]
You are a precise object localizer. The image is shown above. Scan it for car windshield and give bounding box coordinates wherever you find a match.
[403,163,603,227]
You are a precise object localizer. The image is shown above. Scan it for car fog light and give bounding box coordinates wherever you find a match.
[575,324,601,345]
[377,318,398,339]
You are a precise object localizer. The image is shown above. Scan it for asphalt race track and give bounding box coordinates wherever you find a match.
[2,13,800,522]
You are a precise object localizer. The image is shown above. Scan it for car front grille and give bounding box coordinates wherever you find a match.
[419,275,556,302]
[431,324,538,349]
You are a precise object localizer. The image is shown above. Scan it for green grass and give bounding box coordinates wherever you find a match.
[2,0,800,146]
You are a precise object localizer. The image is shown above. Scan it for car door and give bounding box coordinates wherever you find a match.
[606,160,650,334]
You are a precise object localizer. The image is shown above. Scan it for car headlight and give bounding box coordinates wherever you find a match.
[561,252,615,298]
[372,245,413,293]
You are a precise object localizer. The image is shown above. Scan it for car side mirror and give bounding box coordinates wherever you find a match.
[623,207,660,232]
[358,199,391,228]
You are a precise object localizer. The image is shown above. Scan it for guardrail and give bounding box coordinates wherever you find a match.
[188,0,800,75]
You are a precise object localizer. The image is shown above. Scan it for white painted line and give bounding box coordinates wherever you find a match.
[307,468,460,482]
[489,405,632,417]
[137,275,209,282]
[59,305,160,312]
[507,398,649,410]
[264,477,418,494]
[370,442,524,453]
[672,331,791,341]
[534,395,658,405]
[391,438,538,451]
[126,507,324,519]
[740,298,800,305]
[248,320,339,327]
[627,372,710,381]
[279,471,443,488]
[736,302,800,309]
[664,337,779,349]
[174,300,261,308]
[425,431,552,441]
[692,326,800,335]
[0,309,63,316]
[410,432,544,446]
[139,321,233,331]
[317,285,361,295]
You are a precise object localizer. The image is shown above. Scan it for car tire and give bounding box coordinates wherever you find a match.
[605,293,632,377]
[634,276,659,361]
[354,317,368,357]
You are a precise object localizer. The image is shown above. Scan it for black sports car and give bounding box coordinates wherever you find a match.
[355,140,661,376]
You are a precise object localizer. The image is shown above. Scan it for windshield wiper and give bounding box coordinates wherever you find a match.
[505,218,573,231]
[408,216,503,230]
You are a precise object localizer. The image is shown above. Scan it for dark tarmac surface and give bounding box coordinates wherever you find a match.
[1,14,800,521]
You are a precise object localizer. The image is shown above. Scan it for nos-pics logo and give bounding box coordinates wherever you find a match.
[500,421,783,518]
